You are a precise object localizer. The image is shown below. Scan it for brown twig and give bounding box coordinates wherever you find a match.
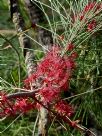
[7,91,35,99]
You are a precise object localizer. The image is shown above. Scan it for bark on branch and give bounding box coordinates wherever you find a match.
[11,0,36,77]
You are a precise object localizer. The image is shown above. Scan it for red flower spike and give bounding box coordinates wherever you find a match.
[23,46,77,116]
[0,45,77,118]
[24,46,77,90]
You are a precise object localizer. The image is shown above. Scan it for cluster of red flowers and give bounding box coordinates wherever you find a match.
[0,93,35,116]
[83,2,101,14]
[24,46,77,116]
[54,100,74,117]
[87,20,97,32]
[81,2,101,32]
[73,2,102,32]
[0,45,77,117]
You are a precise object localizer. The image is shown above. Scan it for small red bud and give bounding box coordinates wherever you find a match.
[67,43,74,51]
[71,52,78,59]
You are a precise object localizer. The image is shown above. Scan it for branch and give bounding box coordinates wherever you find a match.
[32,96,96,136]
[7,91,35,99]
[11,0,36,77]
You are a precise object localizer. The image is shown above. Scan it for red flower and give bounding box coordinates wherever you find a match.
[54,100,74,117]
[83,2,101,14]
[24,46,77,92]
[67,43,74,51]
[37,46,71,90]
[24,46,77,112]
[87,20,97,31]
[79,2,101,22]
[24,73,37,89]
[14,99,35,113]
[39,87,59,103]
[0,45,77,118]
[0,92,7,102]
[70,52,78,59]
[72,2,102,24]
[4,108,13,115]
[84,2,96,13]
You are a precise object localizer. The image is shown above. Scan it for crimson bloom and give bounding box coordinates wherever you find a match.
[14,98,35,113]
[70,52,78,59]
[39,87,60,103]
[83,2,96,13]
[24,46,77,107]
[54,100,74,117]
[83,2,101,14]
[0,46,77,117]
[67,43,74,51]
[87,20,97,32]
